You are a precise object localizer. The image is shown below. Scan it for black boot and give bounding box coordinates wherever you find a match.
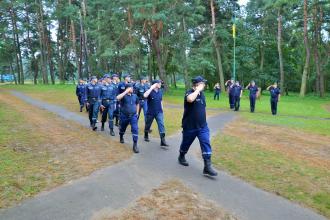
[120,134,124,143]
[160,133,169,148]
[92,122,97,131]
[133,142,139,153]
[203,158,218,177]
[144,132,150,142]
[80,106,83,112]
[178,152,189,166]
[115,118,119,127]
[110,129,115,136]
[101,123,105,131]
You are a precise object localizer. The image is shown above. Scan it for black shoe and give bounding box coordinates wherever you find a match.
[133,142,139,153]
[160,133,169,149]
[178,153,189,166]
[115,118,119,127]
[101,123,105,131]
[110,129,115,136]
[120,135,124,143]
[80,106,83,112]
[144,132,150,142]
[203,158,218,176]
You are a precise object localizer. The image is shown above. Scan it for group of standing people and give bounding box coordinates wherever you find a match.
[223,79,281,115]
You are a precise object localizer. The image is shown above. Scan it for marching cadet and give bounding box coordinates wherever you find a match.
[100,74,117,136]
[116,83,140,153]
[84,76,102,131]
[76,78,86,112]
[178,76,217,177]
[266,82,281,115]
[116,74,131,126]
[232,81,243,111]
[134,76,150,121]
[245,80,259,113]
[225,79,235,109]
[111,73,120,127]
[143,79,169,149]
[213,83,221,100]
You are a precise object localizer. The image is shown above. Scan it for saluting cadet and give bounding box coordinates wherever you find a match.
[225,79,235,109]
[232,81,243,111]
[84,76,102,131]
[143,80,169,149]
[111,73,120,127]
[134,76,150,121]
[116,83,140,153]
[100,74,117,136]
[213,83,221,100]
[76,79,86,112]
[267,82,281,115]
[245,80,259,113]
[178,76,218,177]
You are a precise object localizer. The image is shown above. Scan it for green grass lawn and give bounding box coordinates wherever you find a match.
[0,101,54,208]
[212,133,330,218]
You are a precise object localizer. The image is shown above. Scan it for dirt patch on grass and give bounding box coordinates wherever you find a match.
[92,180,237,220]
[324,104,330,113]
[223,118,330,169]
[0,92,131,208]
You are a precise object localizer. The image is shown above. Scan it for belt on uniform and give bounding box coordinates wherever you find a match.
[123,113,136,117]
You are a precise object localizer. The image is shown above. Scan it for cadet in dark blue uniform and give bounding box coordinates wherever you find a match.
[178,76,218,177]
[116,83,140,153]
[84,76,102,130]
[232,81,243,111]
[245,80,259,113]
[100,74,117,136]
[213,83,221,100]
[143,80,169,148]
[111,74,120,126]
[267,83,281,115]
[116,74,131,126]
[225,79,235,109]
[76,79,86,112]
[134,76,150,121]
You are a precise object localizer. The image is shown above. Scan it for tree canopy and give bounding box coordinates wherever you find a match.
[0,0,329,96]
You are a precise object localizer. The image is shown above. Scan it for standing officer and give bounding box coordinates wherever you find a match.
[143,79,169,149]
[178,76,218,177]
[213,83,221,100]
[225,79,235,109]
[84,76,102,131]
[111,73,120,127]
[266,82,281,115]
[134,76,150,121]
[100,74,117,136]
[245,80,259,113]
[116,83,140,153]
[76,78,86,112]
[232,81,243,111]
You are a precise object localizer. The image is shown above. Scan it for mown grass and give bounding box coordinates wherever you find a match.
[0,102,55,208]
[212,134,330,218]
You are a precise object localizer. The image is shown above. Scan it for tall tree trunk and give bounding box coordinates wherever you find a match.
[210,0,225,90]
[182,17,189,89]
[150,19,167,90]
[69,0,80,80]
[47,26,55,84]
[57,18,65,83]
[37,0,48,84]
[9,4,21,84]
[277,9,285,91]
[81,0,90,77]
[300,0,310,97]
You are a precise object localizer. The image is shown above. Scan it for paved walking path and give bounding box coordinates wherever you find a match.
[0,91,326,220]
